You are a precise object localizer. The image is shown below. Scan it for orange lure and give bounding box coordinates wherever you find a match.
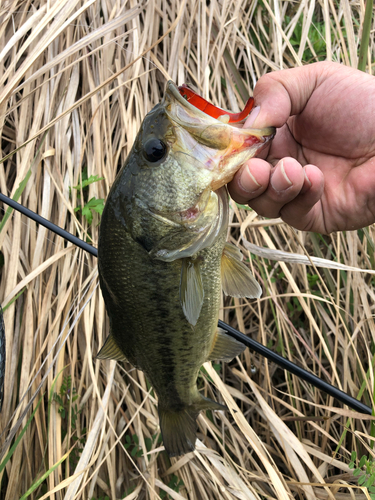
[178,84,254,123]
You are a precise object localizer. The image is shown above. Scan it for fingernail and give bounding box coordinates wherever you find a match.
[304,169,312,187]
[270,161,292,192]
[239,165,262,193]
[246,106,260,127]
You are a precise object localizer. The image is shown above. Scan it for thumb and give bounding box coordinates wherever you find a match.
[244,62,334,129]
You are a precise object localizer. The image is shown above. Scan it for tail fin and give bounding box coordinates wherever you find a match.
[159,396,225,457]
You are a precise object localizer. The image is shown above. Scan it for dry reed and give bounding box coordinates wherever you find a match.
[0,0,374,499]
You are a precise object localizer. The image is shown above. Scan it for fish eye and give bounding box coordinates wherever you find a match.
[143,138,167,163]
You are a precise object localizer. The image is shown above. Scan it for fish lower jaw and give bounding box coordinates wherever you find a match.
[210,164,244,190]
[209,134,275,191]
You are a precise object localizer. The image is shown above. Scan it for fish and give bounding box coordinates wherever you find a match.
[97,81,275,457]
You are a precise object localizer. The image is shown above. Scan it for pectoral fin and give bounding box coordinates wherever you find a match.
[180,257,204,326]
[221,242,262,298]
[207,327,246,362]
[96,334,128,362]
[149,228,205,262]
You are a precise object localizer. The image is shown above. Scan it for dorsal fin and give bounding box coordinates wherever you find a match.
[221,242,262,298]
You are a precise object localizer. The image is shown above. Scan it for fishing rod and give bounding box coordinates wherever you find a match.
[0,192,372,416]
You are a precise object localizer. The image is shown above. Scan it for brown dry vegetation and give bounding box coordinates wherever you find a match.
[0,0,375,499]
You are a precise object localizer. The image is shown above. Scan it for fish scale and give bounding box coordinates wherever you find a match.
[98,81,275,456]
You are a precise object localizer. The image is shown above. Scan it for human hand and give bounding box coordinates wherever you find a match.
[228,62,375,233]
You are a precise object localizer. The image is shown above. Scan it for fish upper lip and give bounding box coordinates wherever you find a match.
[166,81,210,118]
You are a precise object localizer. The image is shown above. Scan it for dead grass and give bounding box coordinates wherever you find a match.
[0,0,374,498]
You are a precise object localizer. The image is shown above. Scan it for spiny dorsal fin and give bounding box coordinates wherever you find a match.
[96,334,128,362]
[207,327,246,362]
[221,242,262,298]
[180,257,204,326]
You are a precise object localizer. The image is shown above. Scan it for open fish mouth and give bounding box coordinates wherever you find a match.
[166,80,274,134]
[166,81,256,124]
[163,81,276,191]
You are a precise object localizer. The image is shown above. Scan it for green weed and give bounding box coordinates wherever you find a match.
[159,475,185,499]
[307,273,321,288]
[288,15,328,62]
[124,433,161,458]
[53,375,85,467]
[71,167,105,225]
[74,197,105,226]
[349,451,375,498]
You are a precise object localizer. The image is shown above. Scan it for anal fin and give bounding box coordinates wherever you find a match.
[207,327,246,362]
[96,333,128,362]
[221,242,262,298]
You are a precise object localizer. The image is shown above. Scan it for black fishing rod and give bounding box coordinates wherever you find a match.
[0,192,372,416]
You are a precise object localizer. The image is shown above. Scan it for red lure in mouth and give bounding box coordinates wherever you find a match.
[178,84,254,123]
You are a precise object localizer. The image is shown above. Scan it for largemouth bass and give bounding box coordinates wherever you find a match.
[97,82,275,456]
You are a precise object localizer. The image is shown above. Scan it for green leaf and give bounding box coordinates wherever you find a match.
[358,474,367,485]
[2,287,26,312]
[77,197,105,225]
[81,200,100,224]
[130,446,138,457]
[359,455,367,467]
[349,461,355,469]
[19,449,69,500]
[365,477,374,488]
[168,475,184,492]
[133,434,139,445]
[73,174,104,191]
[235,203,252,211]
[353,468,363,476]
[145,437,152,452]
[213,363,221,373]
[307,273,320,287]
[358,0,373,71]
